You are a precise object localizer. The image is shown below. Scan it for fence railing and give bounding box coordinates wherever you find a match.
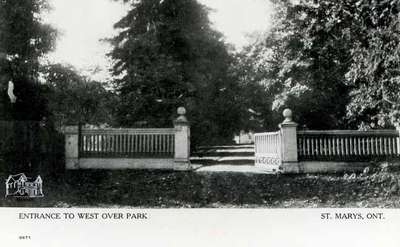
[254,131,282,169]
[297,130,400,161]
[254,109,400,173]
[79,128,175,158]
[63,107,191,170]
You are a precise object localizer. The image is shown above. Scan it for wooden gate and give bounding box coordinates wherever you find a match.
[254,131,282,172]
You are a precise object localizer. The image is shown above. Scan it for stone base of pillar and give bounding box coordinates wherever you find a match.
[66,158,79,169]
[281,162,300,174]
[173,160,192,171]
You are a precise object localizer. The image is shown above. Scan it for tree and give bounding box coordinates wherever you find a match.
[230,45,282,132]
[0,0,57,120]
[241,0,400,130]
[43,64,118,128]
[0,0,57,174]
[344,0,400,129]
[109,0,244,145]
[254,0,356,129]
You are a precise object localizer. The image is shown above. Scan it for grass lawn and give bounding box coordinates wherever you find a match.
[1,164,400,208]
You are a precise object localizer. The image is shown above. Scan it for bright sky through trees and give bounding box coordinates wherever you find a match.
[44,0,272,81]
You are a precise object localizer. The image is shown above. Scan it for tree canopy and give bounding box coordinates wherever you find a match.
[109,0,244,145]
[42,64,118,128]
[0,0,60,174]
[238,0,400,130]
[0,0,57,121]
[344,0,400,128]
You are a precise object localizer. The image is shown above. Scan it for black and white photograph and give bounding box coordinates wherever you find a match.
[0,0,400,246]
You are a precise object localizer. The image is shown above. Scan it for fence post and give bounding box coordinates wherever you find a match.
[62,126,79,169]
[397,126,400,155]
[279,109,299,173]
[173,107,191,170]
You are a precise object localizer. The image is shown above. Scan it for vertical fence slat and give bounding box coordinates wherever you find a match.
[384,137,388,155]
[100,135,104,157]
[161,134,165,154]
[138,134,142,153]
[310,137,314,156]
[166,135,170,154]
[127,135,130,156]
[340,138,344,157]
[135,135,139,153]
[318,138,322,157]
[90,135,93,153]
[393,137,396,155]
[97,134,100,153]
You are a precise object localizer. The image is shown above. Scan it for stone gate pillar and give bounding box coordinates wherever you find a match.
[173,107,191,170]
[62,126,79,169]
[396,125,400,155]
[279,109,299,173]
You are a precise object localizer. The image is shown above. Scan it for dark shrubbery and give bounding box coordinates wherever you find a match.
[0,120,65,178]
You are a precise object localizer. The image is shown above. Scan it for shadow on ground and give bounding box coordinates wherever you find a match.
[0,165,400,208]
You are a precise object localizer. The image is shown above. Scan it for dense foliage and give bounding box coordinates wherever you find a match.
[239,0,400,130]
[0,0,57,121]
[43,64,118,128]
[0,0,60,175]
[344,0,400,128]
[232,45,283,131]
[109,0,244,145]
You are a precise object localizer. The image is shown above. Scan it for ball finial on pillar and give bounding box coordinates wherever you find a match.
[177,107,186,116]
[282,108,293,123]
[175,107,188,123]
